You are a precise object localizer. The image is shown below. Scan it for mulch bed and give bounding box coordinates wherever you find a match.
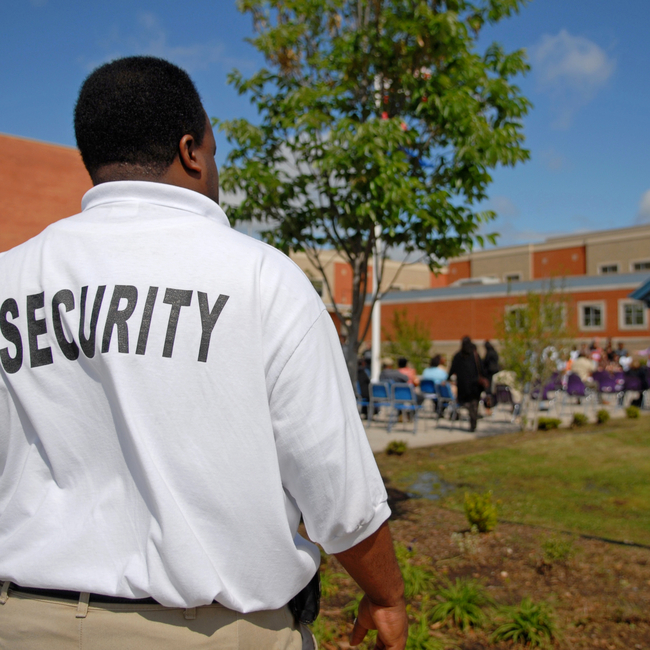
[314,489,650,649]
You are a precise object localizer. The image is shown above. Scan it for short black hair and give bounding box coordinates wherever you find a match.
[397,357,408,368]
[74,56,206,178]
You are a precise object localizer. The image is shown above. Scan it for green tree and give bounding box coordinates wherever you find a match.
[496,282,574,430]
[383,309,431,373]
[218,0,532,379]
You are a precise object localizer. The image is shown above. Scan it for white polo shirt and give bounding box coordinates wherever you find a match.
[0,181,390,611]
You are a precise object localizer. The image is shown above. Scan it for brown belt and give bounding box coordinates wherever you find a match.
[9,583,160,605]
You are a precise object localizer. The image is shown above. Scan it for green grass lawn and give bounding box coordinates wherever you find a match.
[378,417,650,545]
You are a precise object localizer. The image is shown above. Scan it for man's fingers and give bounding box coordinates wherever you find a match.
[349,616,369,646]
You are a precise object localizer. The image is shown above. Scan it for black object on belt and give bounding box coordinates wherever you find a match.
[9,583,161,605]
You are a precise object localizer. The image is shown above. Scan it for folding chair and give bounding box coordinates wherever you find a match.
[355,380,370,420]
[389,384,422,435]
[622,374,643,408]
[561,373,595,416]
[419,379,438,421]
[369,382,393,427]
[495,384,520,423]
[435,382,458,422]
[592,371,621,408]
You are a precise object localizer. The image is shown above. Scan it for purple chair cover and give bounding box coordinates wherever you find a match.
[566,373,588,397]
[594,373,618,394]
[623,374,643,393]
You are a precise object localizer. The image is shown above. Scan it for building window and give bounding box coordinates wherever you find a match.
[619,300,647,330]
[599,263,619,274]
[632,260,650,272]
[505,273,521,282]
[504,305,526,331]
[578,302,605,330]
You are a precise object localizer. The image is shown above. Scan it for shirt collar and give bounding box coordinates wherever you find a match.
[81,180,230,227]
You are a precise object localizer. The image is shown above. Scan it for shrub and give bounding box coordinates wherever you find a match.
[626,405,640,419]
[596,409,610,424]
[491,597,558,647]
[386,440,408,455]
[541,536,576,565]
[571,412,588,427]
[537,417,561,431]
[395,543,435,599]
[464,491,498,532]
[430,578,493,630]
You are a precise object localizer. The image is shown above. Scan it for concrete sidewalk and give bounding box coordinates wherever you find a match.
[362,398,643,453]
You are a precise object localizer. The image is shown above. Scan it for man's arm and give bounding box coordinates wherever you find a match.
[333,521,408,650]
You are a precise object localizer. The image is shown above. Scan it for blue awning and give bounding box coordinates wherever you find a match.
[630,277,650,306]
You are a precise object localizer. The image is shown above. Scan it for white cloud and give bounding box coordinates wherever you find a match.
[540,147,566,172]
[488,196,520,219]
[531,30,615,128]
[81,12,235,74]
[635,190,650,224]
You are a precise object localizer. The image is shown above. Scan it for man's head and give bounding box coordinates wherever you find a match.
[74,56,218,201]
[429,355,441,368]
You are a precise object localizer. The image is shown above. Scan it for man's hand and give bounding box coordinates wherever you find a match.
[333,521,408,650]
[350,594,408,650]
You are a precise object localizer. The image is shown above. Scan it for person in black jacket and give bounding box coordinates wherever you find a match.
[449,336,482,431]
[482,340,500,410]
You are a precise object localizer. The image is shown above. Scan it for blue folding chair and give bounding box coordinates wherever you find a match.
[419,379,438,421]
[369,382,393,427]
[355,380,370,419]
[389,384,422,434]
[435,382,457,421]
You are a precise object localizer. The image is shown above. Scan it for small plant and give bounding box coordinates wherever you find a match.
[571,412,588,427]
[342,592,364,618]
[596,409,610,424]
[541,535,576,565]
[430,578,493,630]
[491,597,558,647]
[537,417,561,431]
[309,616,338,646]
[386,440,408,455]
[395,543,435,599]
[464,491,498,533]
[626,405,640,419]
[319,568,345,599]
[451,525,481,556]
[406,606,447,650]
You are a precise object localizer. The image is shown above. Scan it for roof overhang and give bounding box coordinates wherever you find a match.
[630,278,650,306]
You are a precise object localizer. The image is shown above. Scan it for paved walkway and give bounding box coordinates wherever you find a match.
[362,397,645,453]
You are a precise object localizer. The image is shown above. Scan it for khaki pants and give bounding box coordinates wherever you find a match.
[0,585,317,650]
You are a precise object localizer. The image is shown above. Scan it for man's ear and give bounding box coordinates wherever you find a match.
[178,134,201,175]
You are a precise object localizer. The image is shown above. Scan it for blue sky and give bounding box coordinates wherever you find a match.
[1,0,648,248]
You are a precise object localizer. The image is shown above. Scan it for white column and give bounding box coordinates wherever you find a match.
[371,224,382,382]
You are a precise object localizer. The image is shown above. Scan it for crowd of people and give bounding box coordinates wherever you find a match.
[358,335,649,430]
[357,337,502,432]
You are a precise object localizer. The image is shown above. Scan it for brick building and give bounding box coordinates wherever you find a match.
[1,131,648,357]
[0,133,92,252]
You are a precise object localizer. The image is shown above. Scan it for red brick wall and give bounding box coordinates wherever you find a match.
[533,246,586,279]
[447,260,471,282]
[361,286,648,344]
[333,262,372,305]
[0,134,92,252]
[429,272,450,288]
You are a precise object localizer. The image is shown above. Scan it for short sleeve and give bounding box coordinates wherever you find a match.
[269,311,390,554]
